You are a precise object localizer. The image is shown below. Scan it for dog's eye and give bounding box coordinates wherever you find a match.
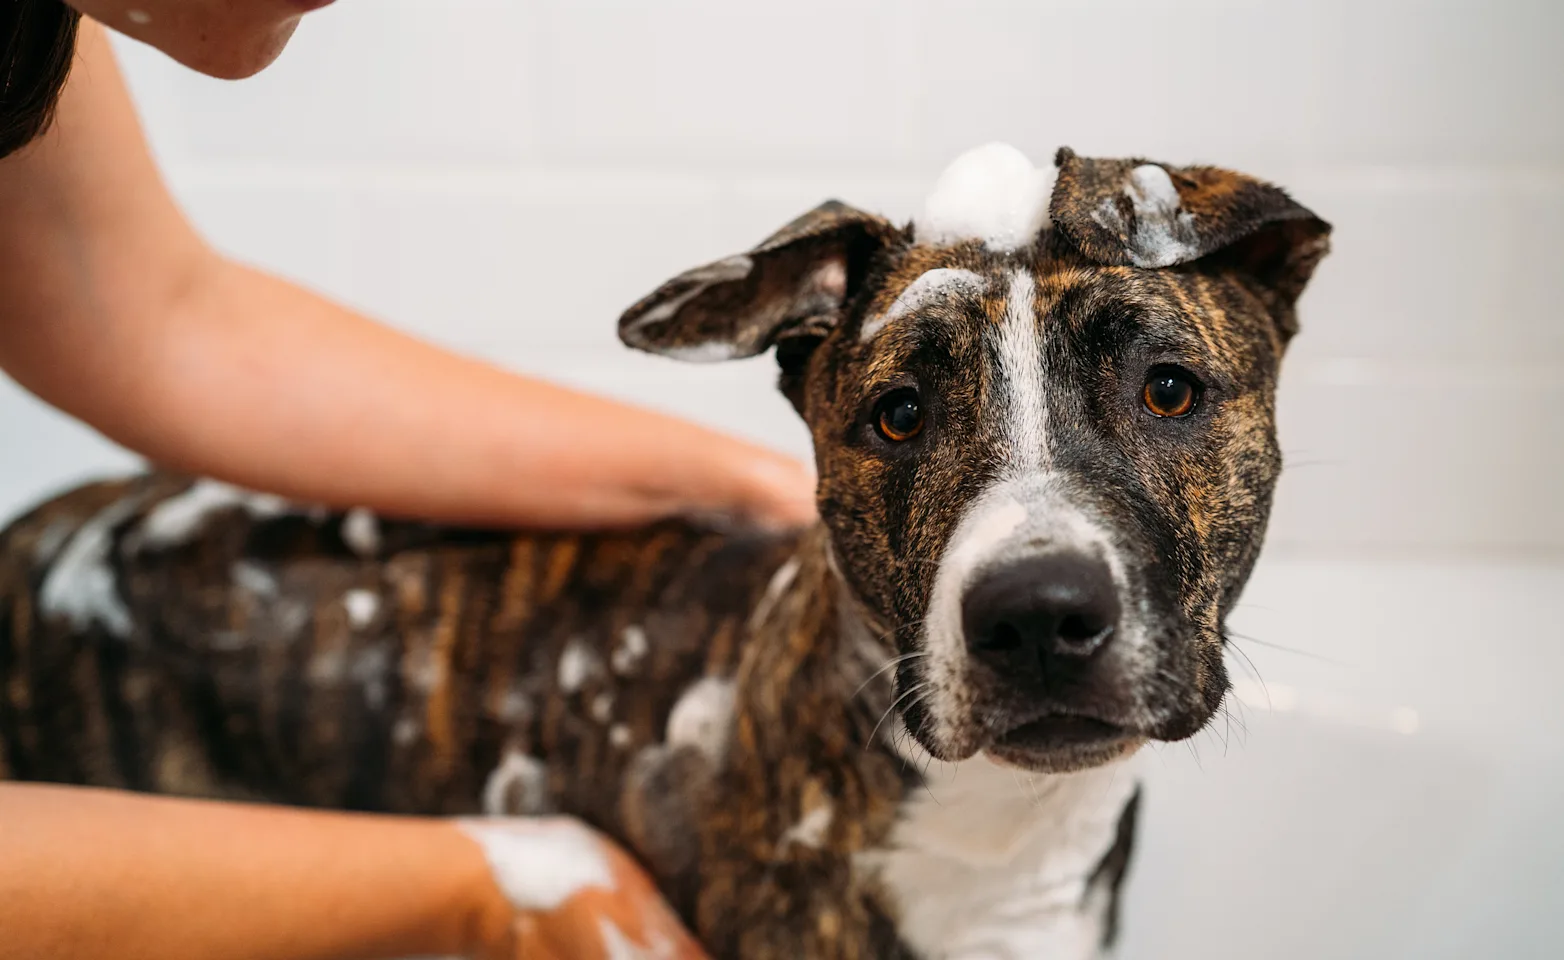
[1142,367,1200,418]
[874,389,924,442]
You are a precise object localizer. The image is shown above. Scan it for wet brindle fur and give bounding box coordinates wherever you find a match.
[0,147,1328,959]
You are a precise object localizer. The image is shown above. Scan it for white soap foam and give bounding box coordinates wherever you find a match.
[457,819,615,911]
[915,142,1055,252]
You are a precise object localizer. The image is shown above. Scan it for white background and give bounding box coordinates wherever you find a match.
[1,1,1560,956]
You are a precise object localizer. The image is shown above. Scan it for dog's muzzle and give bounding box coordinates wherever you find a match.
[961,550,1142,764]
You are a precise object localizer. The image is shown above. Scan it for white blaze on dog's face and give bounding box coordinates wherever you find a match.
[620,143,1331,773]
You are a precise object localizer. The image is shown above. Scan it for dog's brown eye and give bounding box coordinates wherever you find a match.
[1142,368,1199,418]
[874,390,924,442]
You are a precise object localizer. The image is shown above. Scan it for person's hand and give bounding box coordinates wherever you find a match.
[708,445,817,531]
[459,817,709,960]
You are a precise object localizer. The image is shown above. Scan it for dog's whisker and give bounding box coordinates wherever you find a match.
[866,681,933,751]
[1227,629,1340,664]
[851,650,929,700]
[1222,634,1269,704]
[1185,739,1205,772]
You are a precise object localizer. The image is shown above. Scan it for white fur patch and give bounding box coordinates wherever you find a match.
[457,818,613,910]
[860,752,1139,959]
[481,749,552,816]
[665,676,736,762]
[133,480,290,552]
[860,268,986,341]
[915,143,1055,251]
[342,589,379,629]
[1091,163,1202,268]
[995,268,1047,470]
[341,508,380,557]
[39,495,147,638]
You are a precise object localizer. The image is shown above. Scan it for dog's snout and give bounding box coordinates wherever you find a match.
[963,552,1121,681]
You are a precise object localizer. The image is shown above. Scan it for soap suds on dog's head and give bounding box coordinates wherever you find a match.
[1088,163,1202,268]
[914,143,1055,251]
[861,267,985,342]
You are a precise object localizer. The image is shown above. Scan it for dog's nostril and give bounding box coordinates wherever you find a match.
[1056,615,1113,653]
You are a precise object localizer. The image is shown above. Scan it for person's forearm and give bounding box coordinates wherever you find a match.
[92,256,807,529]
[0,783,494,960]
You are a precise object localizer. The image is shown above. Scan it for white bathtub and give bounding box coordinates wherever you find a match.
[1117,557,1564,959]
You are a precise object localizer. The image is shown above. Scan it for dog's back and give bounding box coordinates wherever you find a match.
[0,474,794,841]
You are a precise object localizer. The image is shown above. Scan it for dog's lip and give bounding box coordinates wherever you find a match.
[989,713,1132,755]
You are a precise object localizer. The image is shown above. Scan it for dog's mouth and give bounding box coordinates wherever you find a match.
[984,713,1140,770]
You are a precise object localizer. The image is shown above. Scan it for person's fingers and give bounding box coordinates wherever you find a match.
[524,839,709,959]
[464,816,709,960]
[635,890,709,960]
[736,451,817,529]
[510,913,566,960]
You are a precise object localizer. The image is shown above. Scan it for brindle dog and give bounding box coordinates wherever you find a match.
[0,144,1328,959]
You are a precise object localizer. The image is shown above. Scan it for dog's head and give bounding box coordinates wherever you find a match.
[620,144,1329,773]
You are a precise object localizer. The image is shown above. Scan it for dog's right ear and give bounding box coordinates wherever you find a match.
[619,201,900,363]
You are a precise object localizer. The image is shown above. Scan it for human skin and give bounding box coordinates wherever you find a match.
[0,784,706,960]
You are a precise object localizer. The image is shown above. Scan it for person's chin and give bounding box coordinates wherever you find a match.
[169,19,302,80]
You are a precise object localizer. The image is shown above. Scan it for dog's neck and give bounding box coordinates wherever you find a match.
[713,525,1142,958]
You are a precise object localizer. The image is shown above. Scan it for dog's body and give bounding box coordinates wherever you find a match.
[0,144,1328,959]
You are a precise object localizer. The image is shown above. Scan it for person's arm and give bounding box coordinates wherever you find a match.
[0,783,704,960]
[0,22,814,531]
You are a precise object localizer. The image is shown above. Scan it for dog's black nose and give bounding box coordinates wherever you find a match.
[963,552,1121,683]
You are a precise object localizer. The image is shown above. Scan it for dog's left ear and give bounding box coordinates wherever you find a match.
[1050,147,1331,335]
[619,201,900,362]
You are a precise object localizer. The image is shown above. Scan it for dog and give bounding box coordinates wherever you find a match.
[0,143,1328,959]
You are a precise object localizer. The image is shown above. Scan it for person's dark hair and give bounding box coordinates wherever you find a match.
[1,0,82,160]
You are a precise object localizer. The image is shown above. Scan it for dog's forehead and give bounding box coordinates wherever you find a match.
[859,243,1132,343]
[855,143,1171,344]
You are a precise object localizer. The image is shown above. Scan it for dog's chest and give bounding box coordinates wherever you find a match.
[862,754,1139,960]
